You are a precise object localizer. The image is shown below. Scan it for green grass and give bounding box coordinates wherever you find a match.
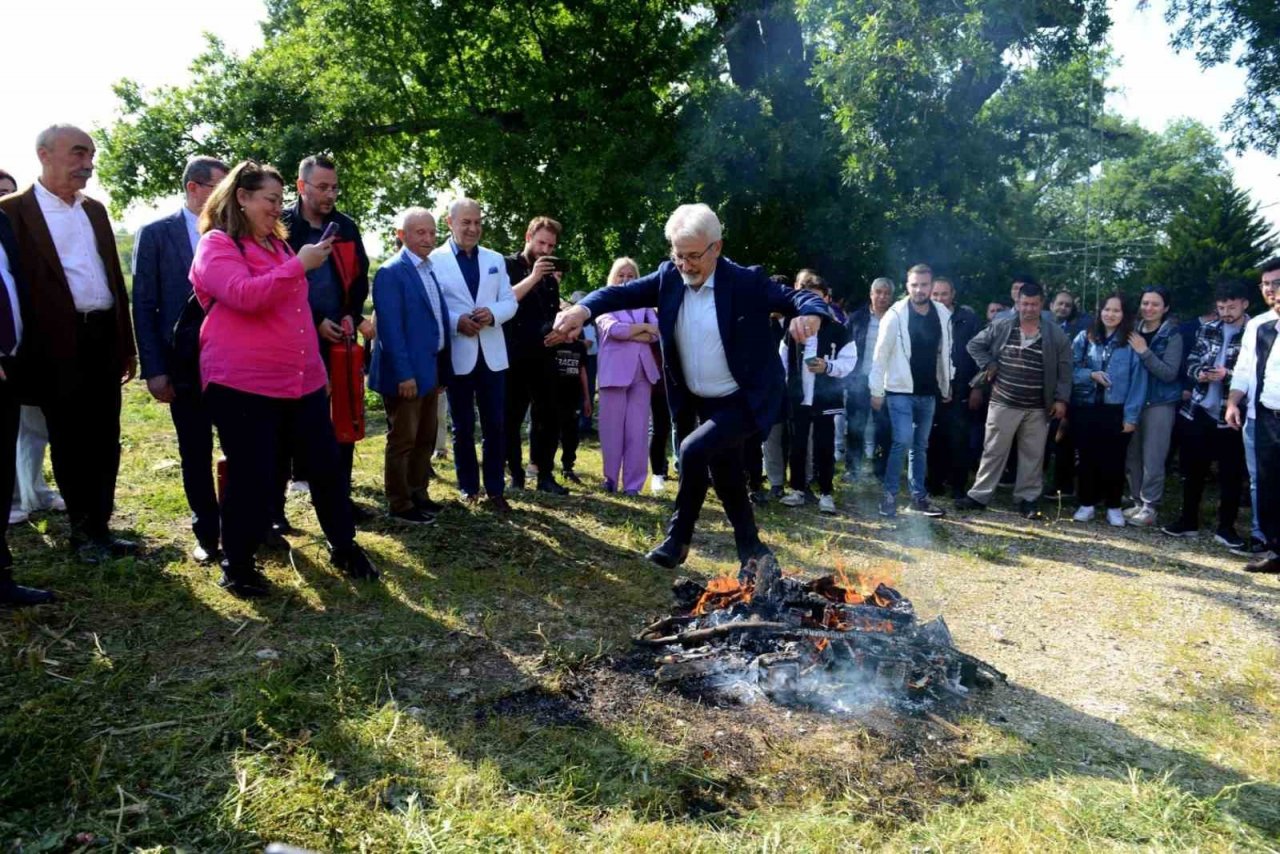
[2,385,1278,851]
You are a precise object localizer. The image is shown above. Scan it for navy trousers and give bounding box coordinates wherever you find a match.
[669,392,762,562]
[170,386,220,548]
[447,354,507,498]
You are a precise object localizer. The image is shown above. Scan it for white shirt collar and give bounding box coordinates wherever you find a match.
[34,178,83,210]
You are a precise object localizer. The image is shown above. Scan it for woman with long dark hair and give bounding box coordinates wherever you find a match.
[190,161,376,597]
[1070,294,1147,525]
[1124,285,1183,526]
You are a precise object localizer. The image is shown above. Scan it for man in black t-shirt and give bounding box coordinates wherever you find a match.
[504,216,571,495]
[549,338,591,478]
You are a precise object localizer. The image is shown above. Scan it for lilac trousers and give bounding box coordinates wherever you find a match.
[599,366,654,493]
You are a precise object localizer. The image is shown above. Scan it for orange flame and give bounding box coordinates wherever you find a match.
[692,576,755,615]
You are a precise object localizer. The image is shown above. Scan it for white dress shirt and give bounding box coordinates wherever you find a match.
[779,336,857,407]
[181,206,201,252]
[33,180,114,311]
[404,248,446,353]
[0,239,25,355]
[674,272,738,398]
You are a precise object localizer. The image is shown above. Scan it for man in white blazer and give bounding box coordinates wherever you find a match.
[429,199,518,510]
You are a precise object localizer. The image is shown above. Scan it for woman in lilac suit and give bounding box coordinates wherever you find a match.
[595,258,661,494]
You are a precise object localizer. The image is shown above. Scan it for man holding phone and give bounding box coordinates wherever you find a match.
[281,154,372,522]
[503,216,571,495]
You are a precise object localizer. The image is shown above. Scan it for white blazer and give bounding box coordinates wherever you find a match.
[429,240,518,375]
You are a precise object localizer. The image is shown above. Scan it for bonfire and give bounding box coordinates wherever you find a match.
[635,553,1005,714]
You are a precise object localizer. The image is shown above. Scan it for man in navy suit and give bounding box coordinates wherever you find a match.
[549,204,829,569]
[370,208,451,524]
[132,156,228,563]
[0,210,52,605]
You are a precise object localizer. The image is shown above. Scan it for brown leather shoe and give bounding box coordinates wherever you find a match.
[1244,554,1280,574]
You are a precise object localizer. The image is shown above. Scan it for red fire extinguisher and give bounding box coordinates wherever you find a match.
[329,317,366,443]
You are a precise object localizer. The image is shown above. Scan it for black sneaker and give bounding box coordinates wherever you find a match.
[536,476,570,496]
[1161,520,1198,538]
[1018,500,1043,520]
[413,494,444,514]
[390,507,436,525]
[1213,527,1245,550]
[331,543,379,580]
[1230,536,1268,557]
[954,496,987,512]
[909,497,946,518]
[749,490,769,506]
[219,562,271,598]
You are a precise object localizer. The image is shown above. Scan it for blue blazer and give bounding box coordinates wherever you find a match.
[578,256,830,434]
[369,248,451,397]
[131,209,197,380]
[0,210,30,354]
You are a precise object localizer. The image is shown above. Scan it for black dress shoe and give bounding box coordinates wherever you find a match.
[536,476,570,496]
[954,496,987,512]
[1018,500,1043,520]
[487,495,513,514]
[749,490,768,506]
[331,543,379,580]
[350,503,376,524]
[645,539,689,569]
[413,494,445,514]
[562,469,584,486]
[218,562,271,598]
[1244,554,1280,574]
[0,579,55,606]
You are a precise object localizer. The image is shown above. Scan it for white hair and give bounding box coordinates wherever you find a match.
[396,206,435,230]
[664,203,722,244]
[448,197,481,220]
[35,123,87,152]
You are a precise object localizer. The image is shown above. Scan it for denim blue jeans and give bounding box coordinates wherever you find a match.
[884,393,936,501]
[1244,417,1264,541]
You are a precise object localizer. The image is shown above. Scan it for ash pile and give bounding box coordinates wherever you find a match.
[635,554,1006,715]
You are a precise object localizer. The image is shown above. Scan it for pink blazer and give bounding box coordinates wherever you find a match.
[596,307,660,389]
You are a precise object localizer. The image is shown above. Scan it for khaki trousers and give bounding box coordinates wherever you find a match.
[384,389,441,513]
[968,402,1049,504]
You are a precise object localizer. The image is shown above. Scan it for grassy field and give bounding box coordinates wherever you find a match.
[1,384,1278,852]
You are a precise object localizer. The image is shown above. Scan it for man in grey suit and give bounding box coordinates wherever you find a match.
[131,156,228,563]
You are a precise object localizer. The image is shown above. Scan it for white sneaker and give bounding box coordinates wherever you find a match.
[8,507,29,525]
[1129,507,1157,527]
[1106,508,1127,527]
[1072,505,1095,522]
[48,495,66,512]
[818,494,837,514]
[650,475,666,494]
[1122,504,1142,519]
[289,480,311,493]
[780,490,806,507]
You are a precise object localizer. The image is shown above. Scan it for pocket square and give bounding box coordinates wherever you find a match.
[487,265,499,274]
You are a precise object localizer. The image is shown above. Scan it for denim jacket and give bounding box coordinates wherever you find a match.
[1071,331,1149,425]
[1137,319,1184,407]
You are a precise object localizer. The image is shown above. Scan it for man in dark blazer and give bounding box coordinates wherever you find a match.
[369,208,451,524]
[0,210,53,604]
[0,125,137,563]
[549,204,829,569]
[131,155,228,563]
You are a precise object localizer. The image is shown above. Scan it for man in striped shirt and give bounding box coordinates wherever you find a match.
[957,281,1072,519]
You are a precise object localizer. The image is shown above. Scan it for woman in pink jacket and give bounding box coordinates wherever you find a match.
[595,258,661,494]
[190,160,376,597]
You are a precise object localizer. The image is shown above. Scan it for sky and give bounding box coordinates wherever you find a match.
[1,0,1276,235]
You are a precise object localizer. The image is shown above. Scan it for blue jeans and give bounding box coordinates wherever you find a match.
[1244,418,1264,541]
[884,394,936,501]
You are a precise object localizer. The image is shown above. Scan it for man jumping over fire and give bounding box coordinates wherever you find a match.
[547,204,829,571]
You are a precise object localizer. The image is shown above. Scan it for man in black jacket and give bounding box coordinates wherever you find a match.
[280,154,371,522]
[925,277,981,498]
[843,277,893,481]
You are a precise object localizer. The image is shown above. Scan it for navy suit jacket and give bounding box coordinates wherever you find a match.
[369,248,451,397]
[132,209,196,380]
[0,211,30,360]
[578,256,830,434]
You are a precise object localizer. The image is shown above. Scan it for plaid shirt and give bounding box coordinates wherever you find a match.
[1180,316,1249,424]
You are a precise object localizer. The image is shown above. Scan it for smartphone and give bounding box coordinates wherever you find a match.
[543,256,570,274]
[804,356,822,367]
[320,222,340,242]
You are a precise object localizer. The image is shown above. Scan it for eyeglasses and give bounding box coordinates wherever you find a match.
[305,181,341,196]
[670,241,717,264]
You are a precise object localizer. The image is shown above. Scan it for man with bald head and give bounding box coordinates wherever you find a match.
[429,199,518,511]
[0,125,137,563]
[370,208,451,524]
